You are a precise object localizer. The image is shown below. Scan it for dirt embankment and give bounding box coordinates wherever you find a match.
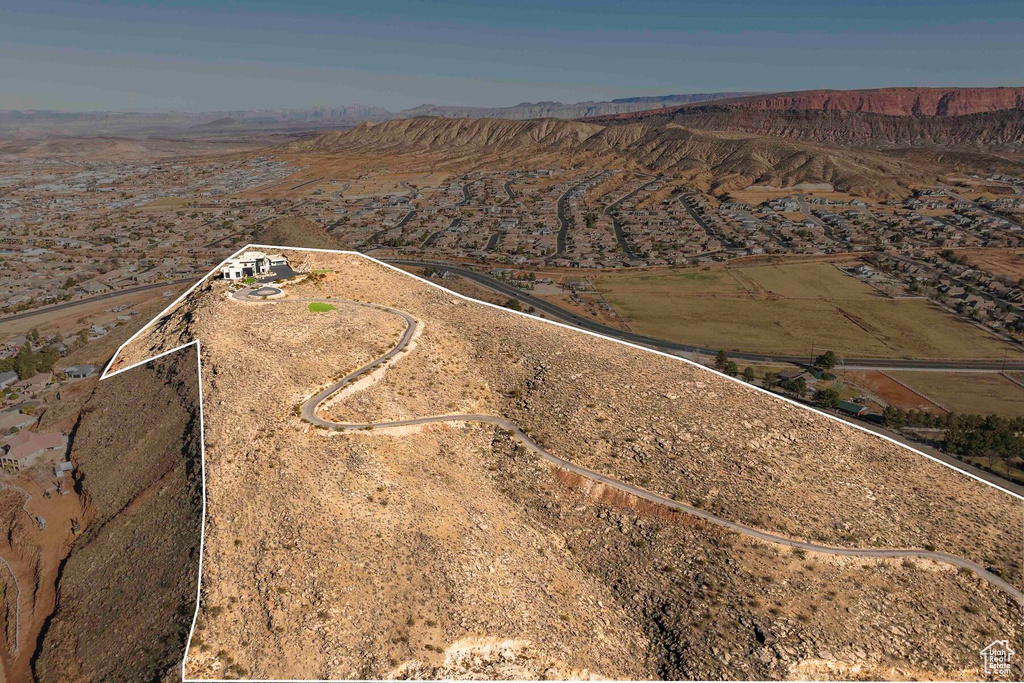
[254,216,345,250]
[30,347,202,682]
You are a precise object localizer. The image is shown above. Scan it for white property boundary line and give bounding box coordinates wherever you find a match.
[98,244,1024,682]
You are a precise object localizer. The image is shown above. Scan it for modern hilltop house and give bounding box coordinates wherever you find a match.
[219,251,289,280]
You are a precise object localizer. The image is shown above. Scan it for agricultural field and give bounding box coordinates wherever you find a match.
[889,371,1024,418]
[597,264,1023,359]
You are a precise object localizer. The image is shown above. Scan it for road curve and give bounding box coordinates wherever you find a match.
[604,177,661,259]
[555,173,601,256]
[232,288,1024,605]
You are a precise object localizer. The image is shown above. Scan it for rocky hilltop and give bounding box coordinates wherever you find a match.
[30,349,202,682]
[105,251,1023,680]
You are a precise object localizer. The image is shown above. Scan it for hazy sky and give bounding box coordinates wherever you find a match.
[1,0,1021,112]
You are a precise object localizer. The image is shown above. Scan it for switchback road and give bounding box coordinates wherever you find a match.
[231,286,1023,605]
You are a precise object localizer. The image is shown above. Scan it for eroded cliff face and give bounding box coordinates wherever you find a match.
[729,87,1024,117]
[32,347,203,683]
[284,117,927,199]
[664,107,1024,148]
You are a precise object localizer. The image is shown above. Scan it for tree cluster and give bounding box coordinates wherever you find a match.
[0,344,60,380]
[882,406,1023,462]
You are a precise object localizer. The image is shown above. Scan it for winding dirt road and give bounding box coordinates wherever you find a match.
[232,288,1024,606]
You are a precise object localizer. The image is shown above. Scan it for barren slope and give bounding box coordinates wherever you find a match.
[108,250,1023,680]
[718,87,1024,117]
[658,106,1024,148]
[33,348,202,682]
[285,118,928,198]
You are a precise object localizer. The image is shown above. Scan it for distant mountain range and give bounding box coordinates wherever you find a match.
[284,87,1024,200]
[584,87,1024,148]
[0,92,753,139]
[396,92,756,120]
[0,105,394,139]
[3,88,1020,178]
[285,116,930,199]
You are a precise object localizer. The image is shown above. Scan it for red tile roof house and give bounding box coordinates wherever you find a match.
[0,431,67,471]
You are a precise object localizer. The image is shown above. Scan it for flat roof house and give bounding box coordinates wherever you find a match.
[63,364,99,379]
[219,251,289,280]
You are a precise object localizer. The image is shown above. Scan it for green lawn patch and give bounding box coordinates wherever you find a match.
[308,302,336,312]
[244,276,256,285]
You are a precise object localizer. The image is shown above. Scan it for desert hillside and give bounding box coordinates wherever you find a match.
[29,350,202,682]
[108,250,1022,680]
[285,117,930,198]
[717,87,1024,117]
[623,106,1024,148]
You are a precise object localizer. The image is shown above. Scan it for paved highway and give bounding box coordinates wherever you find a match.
[384,258,1024,372]
[0,278,193,324]
[232,287,1024,606]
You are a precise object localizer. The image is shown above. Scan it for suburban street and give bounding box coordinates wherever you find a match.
[502,180,517,204]
[603,177,662,259]
[555,173,599,255]
[678,193,721,241]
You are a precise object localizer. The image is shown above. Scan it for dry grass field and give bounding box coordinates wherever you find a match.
[597,264,1023,359]
[890,371,1024,418]
[733,263,878,299]
[955,248,1024,281]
